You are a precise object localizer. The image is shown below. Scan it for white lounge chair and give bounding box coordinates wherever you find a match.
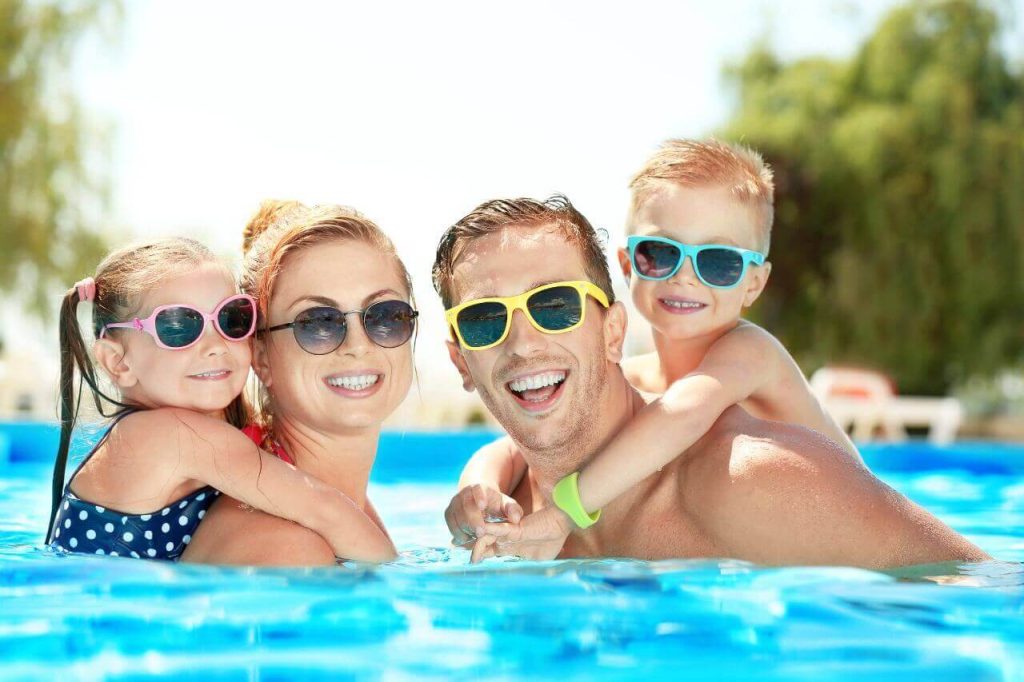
[809,367,963,446]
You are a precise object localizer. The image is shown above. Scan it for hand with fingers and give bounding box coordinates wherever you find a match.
[444,484,523,548]
[469,504,574,563]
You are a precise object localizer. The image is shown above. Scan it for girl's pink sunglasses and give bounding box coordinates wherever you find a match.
[99,294,257,350]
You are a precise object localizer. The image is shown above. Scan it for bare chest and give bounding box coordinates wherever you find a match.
[558,484,722,561]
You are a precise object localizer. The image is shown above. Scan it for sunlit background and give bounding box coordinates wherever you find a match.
[2,0,1022,436]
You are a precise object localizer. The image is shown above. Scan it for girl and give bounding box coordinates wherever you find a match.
[46,237,396,562]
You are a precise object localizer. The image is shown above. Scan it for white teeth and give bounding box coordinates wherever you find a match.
[508,371,566,393]
[191,370,228,378]
[327,374,380,390]
[662,299,704,309]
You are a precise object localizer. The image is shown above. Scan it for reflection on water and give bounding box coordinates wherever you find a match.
[1,462,1022,680]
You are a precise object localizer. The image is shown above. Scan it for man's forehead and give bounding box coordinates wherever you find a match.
[450,224,590,302]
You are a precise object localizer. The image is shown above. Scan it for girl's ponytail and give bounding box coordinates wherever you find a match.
[47,282,91,541]
[46,278,126,543]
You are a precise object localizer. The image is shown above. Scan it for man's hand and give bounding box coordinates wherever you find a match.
[469,505,574,563]
[444,484,523,547]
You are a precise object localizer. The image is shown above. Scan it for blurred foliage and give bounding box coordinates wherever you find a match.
[0,0,119,317]
[722,0,1024,395]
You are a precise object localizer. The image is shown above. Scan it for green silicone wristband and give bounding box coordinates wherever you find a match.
[552,472,601,529]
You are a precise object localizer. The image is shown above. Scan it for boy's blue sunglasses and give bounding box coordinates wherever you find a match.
[626,235,765,289]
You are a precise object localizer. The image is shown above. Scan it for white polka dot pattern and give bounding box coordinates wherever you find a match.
[49,487,220,561]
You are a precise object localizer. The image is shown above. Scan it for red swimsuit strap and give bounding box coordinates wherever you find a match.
[241,424,296,466]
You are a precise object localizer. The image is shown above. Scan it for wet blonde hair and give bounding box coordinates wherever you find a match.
[629,138,775,253]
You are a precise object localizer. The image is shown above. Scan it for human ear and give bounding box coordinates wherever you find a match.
[617,247,632,283]
[251,338,272,388]
[742,261,772,308]
[445,339,476,392]
[93,338,137,388]
[602,301,628,364]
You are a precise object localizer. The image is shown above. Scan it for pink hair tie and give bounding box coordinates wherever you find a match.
[74,277,96,303]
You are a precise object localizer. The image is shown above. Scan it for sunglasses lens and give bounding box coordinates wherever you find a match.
[633,239,682,279]
[696,248,745,287]
[363,300,416,348]
[457,301,508,348]
[154,307,205,348]
[527,285,583,331]
[293,306,346,355]
[217,298,256,340]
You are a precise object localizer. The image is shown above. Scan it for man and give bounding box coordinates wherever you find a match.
[434,195,988,567]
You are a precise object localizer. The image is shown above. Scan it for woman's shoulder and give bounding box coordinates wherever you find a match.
[181,496,336,566]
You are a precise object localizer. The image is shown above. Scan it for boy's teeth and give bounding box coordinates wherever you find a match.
[327,374,380,390]
[508,371,566,393]
[663,299,703,309]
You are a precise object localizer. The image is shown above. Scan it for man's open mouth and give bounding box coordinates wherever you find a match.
[505,370,568,412]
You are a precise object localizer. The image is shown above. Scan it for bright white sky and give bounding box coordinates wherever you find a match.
[9,0,1022,418]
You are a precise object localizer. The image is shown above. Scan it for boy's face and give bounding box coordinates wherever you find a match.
[620,182,771,343]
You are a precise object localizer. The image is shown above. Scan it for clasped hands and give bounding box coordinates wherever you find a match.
[444,484,574,563]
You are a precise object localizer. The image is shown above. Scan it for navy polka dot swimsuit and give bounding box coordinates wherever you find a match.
[48,421,220,561]
[50,486,219,560]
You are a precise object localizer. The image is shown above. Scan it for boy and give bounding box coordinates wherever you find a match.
[446,139,862,555]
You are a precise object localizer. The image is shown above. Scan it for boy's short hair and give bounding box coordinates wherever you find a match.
[432,194,615,309]
[629,138,775,254]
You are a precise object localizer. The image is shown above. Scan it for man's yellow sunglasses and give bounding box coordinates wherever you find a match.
[445,280,610,351]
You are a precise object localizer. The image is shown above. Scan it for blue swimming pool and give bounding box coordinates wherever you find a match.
[1,424,1022,681]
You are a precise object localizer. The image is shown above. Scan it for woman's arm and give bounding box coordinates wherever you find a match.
[127,409,397,563]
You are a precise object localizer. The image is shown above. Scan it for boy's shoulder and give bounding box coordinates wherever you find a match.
[711,320,790,361]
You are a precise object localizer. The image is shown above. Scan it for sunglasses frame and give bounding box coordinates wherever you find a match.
[260,299,419,355]
[626,235,765,289]
[99,294,257,350]
[445,280,610,351]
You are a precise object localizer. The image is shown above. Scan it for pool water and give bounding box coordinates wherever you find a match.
[1,432,1022,681]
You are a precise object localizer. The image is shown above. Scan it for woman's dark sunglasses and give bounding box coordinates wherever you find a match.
[626,235,765,289]
[260,299,418,355]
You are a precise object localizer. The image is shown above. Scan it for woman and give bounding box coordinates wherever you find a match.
[183,201,417,565]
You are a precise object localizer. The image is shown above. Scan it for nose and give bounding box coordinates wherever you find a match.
[668,254,700,288]
[337,311,370,358]
[196,320,228,357]
[503,307,547,357]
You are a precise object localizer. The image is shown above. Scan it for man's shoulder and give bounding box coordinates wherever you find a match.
[677,407,864,511]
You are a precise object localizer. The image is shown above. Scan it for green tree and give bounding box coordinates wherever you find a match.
[1,0,119,316]
[723,0,1024,394]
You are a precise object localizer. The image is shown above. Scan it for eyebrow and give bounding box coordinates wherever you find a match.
[286,288,404,312]
[466,279,566,301]
[648,232,742,248]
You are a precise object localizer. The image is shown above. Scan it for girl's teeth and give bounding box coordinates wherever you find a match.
[508,372,566,393]
[327,375,380,390]
[193,371,227,377]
